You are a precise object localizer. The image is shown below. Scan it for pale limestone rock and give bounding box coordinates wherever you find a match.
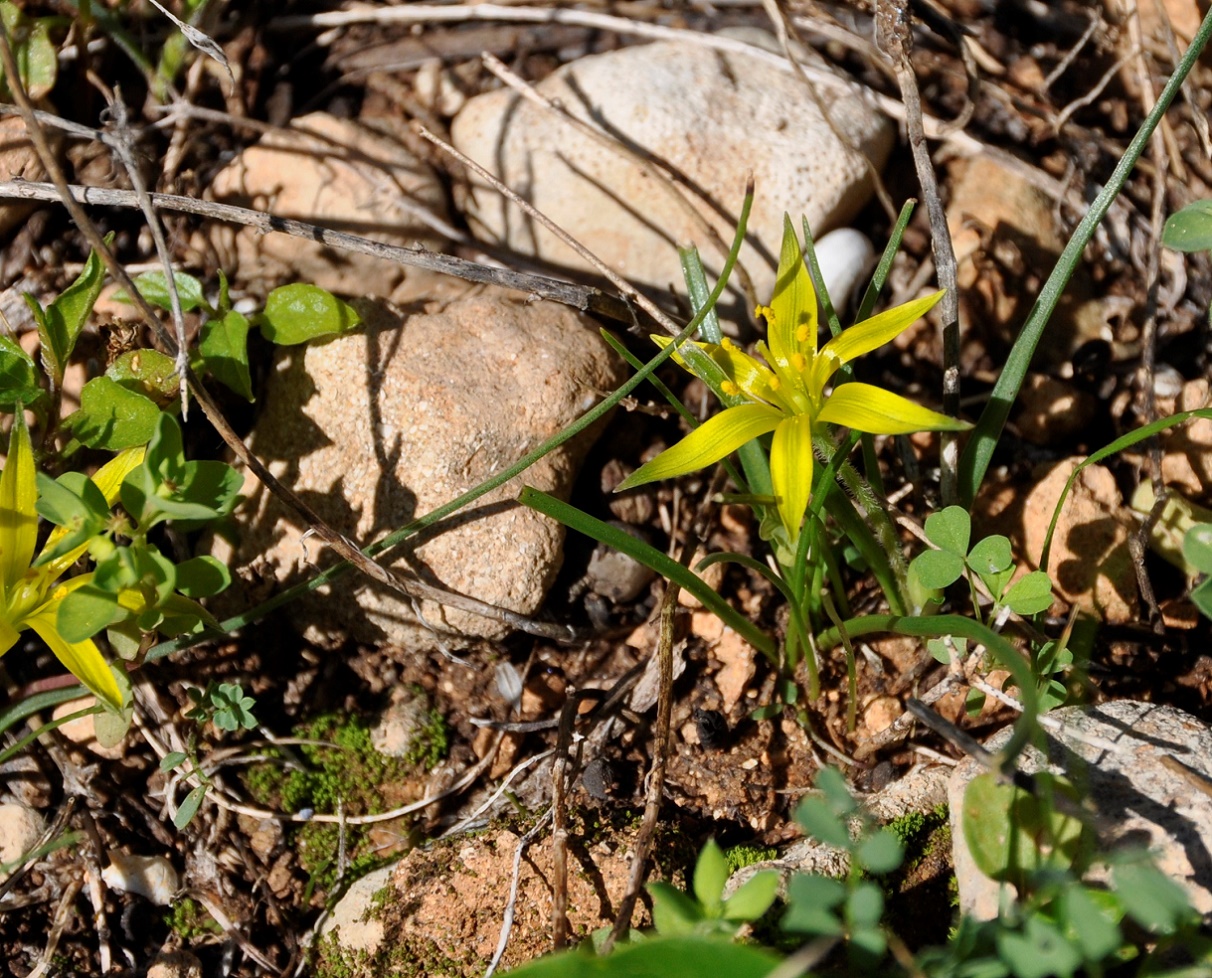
[451,36,892,315]
[215,288,624,651]
[950,701,1212,920]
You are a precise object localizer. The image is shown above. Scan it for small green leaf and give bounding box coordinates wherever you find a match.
[911,549,966,590]
[693,840,729,914]
[967,535,1013,576]
[1060,885,1121,961]
[70,378,161,450]
[927,636,967,665]
[1004,571,1053,615]
[124,270,209,313]
[257,283,362,345]
[174,784,208,829]
[160,751,188,772]
[795,797,851,849]
[57,585,125,644]
[721,871,778,922]
[1112,860,1196,934]
[199,309,253,401]
[1163,200,1212,253]
[845,881,884,929]
[647,881,704,937]
[0,334,45,409]
[174,556,231,598]
[814,767,858,816]
[782,874,845,936]
[1182,523,1212,574]
[996,916,1082,978]
[107,348,180,406]
[1191,576,1212,622]
[855,830,904,875]
[924,506,971,555]
[966,688,986,716]
[0,5,57,100]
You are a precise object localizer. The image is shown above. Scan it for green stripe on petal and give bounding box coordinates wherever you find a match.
[27,610,123,709]
[0,414,38,592]
[766,216,817,369]
[769,414,814,542]
[818,290,945,374]
[818,383,970,435]
[40,448,145,581]
[615,403,783,490]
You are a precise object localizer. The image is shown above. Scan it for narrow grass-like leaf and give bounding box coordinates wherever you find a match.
[519,486,775,660]
[959,11,1212,506]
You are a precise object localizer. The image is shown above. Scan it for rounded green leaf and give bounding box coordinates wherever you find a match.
[71,378,161,450]
[845,881,885,929]
[57,585,125,644]
[911,549,966,590]
[126,270,209,313]
[924,506,971,555]
[0,333,45,409]
[1182,523,1212,575]
[108,349,180,406]
[500,935,779,978]
[258,283,362,345]
[174,556,231,598]
[646,881,702,937]
[1163,200,1212,253]
[967,534,1012,575]
[795,797,851,849]
[1112,860,1196,934]
[721,871,779,921]
[1060,885,1122,961]
[1004,571,1054,616]
[855,830,904,875]
[783,874,845,936]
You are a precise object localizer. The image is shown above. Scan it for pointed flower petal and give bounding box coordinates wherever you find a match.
[0,615,18,657]
[769,414,814,542]
[0,414,38,591]
[765,216,817,372]
[27,609,123,709]
[818,383,970,435]
[816,290,945,391]
[616,403,783,490]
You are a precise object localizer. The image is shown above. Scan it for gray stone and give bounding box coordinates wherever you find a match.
[451,35,892,316]
[215,287,625,651]
[949,701,1212,920]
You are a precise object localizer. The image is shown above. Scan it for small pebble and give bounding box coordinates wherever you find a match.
[582,758,617,800]
[693,708,729,750]
[101,852,179,905]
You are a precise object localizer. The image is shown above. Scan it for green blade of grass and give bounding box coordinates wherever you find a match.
[519,486,776,661]
[958,8,1212,507]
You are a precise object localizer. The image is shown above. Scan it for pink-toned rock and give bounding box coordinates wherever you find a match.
[198,112,448,301]
[978,458,1137,624]
[1015,374,1097,445]
[1158,379,1212,499]
[0,116,46,236]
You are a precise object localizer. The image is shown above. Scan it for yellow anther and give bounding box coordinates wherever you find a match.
[769,376,781,391]
[721,380,740,397]
[755,304,775,324]
[795,324,810,343]
[720,337,735,352]
[791,353,807,372]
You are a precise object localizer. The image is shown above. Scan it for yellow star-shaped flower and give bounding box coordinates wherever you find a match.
[618,216,969,541]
